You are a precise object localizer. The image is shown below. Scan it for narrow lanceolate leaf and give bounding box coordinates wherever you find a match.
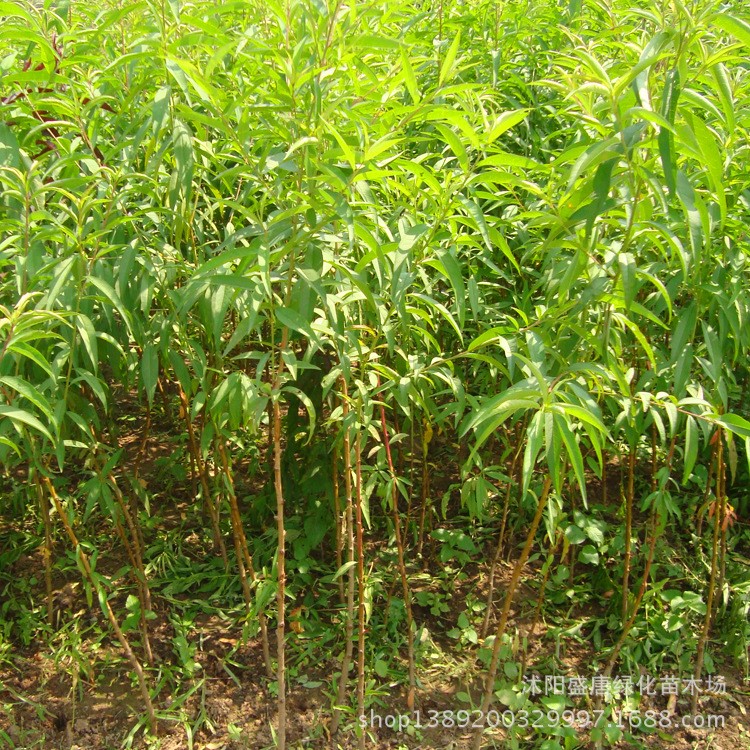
[676,170,702,264]
[76,315,99,374]
[556,414,587,507]
[0,376,54,421]
[627,31,672,109]
[466,328,513,356]
[578,157,617,236]
[87,276,133,335]
[435,123,469,172]
[659,68,681,197]
[170,118,194,210]
[713,13,750,49]
[462,393,540,453]
[141,343,159,407]
[486,109,530,144]
[459,196,492,252]
[673,344,694,395]
[0,123,21,169]
[400,47,420,103]
[439,30,461,86]
[425,248,465,327]
[671,301,697,363]
[0,1,35,23]
[0,405,54,443]
[690,116,726,226]
[711,64,734,131]
[618,252,636,311]
[715,413,750,440]
[682,415,698,484]
[275,307,320,347]
[0,436,21,457]
[331,560,357,582]
[522,410,544,497]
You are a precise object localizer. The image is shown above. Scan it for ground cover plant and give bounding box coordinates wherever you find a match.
[1,0,750,748]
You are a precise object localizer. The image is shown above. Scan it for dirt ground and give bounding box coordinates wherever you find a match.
[1,398,749,750]
[2,551,748,750]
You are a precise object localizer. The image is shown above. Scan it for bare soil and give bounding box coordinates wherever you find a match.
[1,397,748,750]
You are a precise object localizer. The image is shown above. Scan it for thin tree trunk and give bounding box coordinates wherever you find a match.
[481,439,524,640]
[332,382,356,737]
[217,438,272,678]
[272,396,287,750]
[622,445,635,622]
[43,476,157,732]
[355,429,367,750]
[416,422,431,558]
[379,396,416,711]
[36,474,54,626]
[107,473,154,664]
[178,384,227,566]
[472,476,552,750]
[520,533,560,676]
[716,436,729,611]
[594,506,660,736]
[333,444,345,605]
[692,431,725,715]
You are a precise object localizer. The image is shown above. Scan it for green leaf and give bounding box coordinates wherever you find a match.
[0,405,53,442]
[579,545,599,565]
[435,247,465,326]
[439,30,461,86]
[141,343,159,407]
[0,435,21,457]
[486,109,530,144]
[625,31,672,108]
[0,1,35,23]
[42,256,78,310]
[170,118,194,210]
[676,170,702,264]
[556,414,587,507]
[682,416,698,484]
[467,327,513,356]
[87,276,133,335]
[565,525,586,544]
[400,47,420,103]
[459,196,491,252]
[713,13,750,48]
[522,411,544,497]
[658,68,681,197]
[76,315,99,374]
[0,123,20,169]
[673,343,693,395]
[715,414,750,440]
[275,307,320,347]
[690,116,726,226]
[711,64,734,131]
[671,301,697,362]
[0,376,53,422]
[151,85,171,136]
[7,342,55,378]
[618,252,636,311]
[434,123,468,172]
[353,34,400,50]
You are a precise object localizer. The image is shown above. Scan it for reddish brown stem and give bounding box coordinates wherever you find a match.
[378,393,416,711]
[473,476,552,750]
[43,476,156,733]
[692,431,725,714]
[622,445,636,622]
[332,382,356,737]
